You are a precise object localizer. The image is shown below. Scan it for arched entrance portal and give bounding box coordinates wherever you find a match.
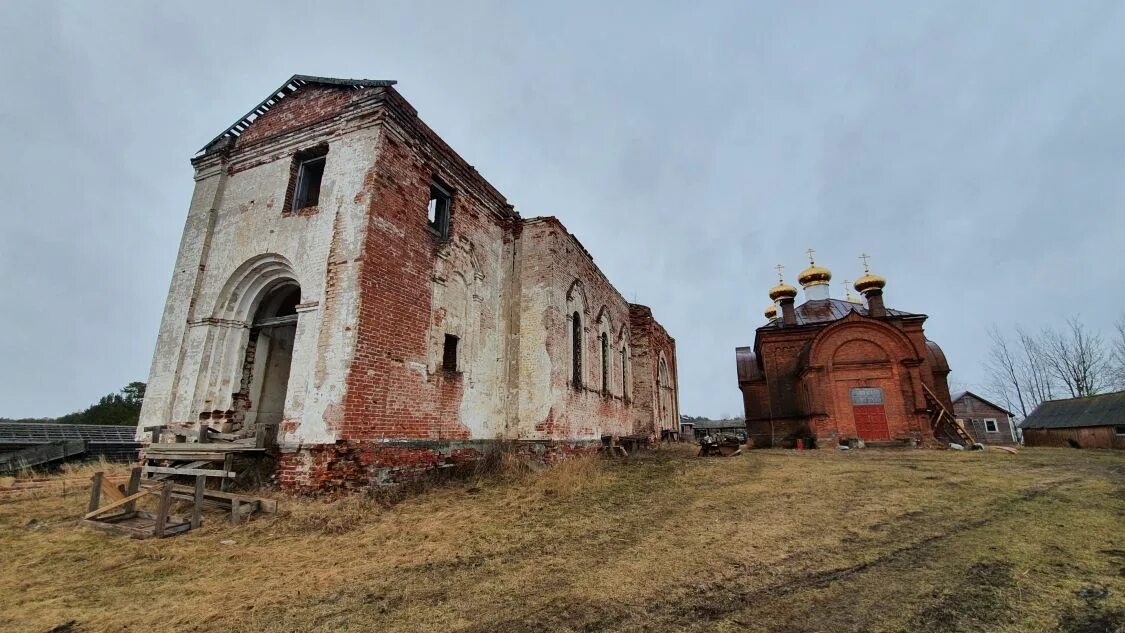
[242,283,300,431]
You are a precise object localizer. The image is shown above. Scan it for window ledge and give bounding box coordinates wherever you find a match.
[283,205,320,218]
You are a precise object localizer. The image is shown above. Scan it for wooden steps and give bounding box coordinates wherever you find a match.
[922,384,976,447]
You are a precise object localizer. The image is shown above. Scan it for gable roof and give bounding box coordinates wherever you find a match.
[951,390,1014,416]
[1019,391,1125,430]
[199,74,397,155]
[758,298,919,330]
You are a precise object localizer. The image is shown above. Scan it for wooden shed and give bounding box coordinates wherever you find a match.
[1019,391,1125,450]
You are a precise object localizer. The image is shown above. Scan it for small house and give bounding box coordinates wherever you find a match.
[952,391,1018,445]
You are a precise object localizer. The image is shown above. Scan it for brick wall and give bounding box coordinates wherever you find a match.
[140,79,679,491]
[741,312,943,448]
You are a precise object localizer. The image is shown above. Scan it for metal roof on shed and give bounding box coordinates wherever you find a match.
[0,422,138,444]
[1018,391,1125,430]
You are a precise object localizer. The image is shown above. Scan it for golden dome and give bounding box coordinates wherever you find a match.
[798,264,832,287]
[854,273,885,294]
[797,248,831,288]
[842,281,863,304]
[854,253,886,294]
[764,303,778,320]
[769,282,798,302]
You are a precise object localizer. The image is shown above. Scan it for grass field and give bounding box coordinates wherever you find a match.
[1,445,1123,633]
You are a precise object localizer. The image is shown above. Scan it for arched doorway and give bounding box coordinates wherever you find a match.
[242,283,300,431]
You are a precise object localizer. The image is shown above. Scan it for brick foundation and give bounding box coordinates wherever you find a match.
[276,439,603,493]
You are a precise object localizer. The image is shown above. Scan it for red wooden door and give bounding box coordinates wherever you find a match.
[851,388,890,441]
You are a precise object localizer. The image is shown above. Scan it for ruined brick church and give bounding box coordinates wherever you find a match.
[736,254,956,448]
[138,75,678,490]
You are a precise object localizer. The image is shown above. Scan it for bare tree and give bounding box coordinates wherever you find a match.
[1016,327,1055,406]
[985,326,1029,418]
[1112,315,1125,389]
[1040,316,1111,398]
[985,324,1061,419]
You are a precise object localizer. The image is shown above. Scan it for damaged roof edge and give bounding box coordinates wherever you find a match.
[197,74,397,155]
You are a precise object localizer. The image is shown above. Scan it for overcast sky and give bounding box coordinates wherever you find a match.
[1,1,1123,419]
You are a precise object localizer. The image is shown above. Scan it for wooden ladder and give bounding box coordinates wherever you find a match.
[922,383,975,447]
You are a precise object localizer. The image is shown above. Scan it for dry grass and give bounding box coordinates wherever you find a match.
[0,446,1123,633]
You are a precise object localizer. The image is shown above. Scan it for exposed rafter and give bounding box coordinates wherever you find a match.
[198,74,397,155]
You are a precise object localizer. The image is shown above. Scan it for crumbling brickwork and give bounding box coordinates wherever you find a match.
[137,75,678,491]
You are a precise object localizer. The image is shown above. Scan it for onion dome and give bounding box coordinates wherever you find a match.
[797,261,832,288]
[854,273,885,294]
[769,282,798,302]
[854,253,886,294]
[842,281,863,304]
[764,303,778,321]
[796,248,831,289]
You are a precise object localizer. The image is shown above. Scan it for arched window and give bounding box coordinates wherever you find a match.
[621,345,629,402]
[600,332,609,395]
[571,312,582,389]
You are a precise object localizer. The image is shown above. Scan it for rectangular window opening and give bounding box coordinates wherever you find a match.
[293,155,326,211]
[984,418,998,433]
[428,181,452,240]
[442,334,459,373]
[1114,425,1125,436]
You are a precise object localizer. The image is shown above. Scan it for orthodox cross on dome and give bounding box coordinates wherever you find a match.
[774,263,785,283]
[859,253,871,273]
[806,248,816,264]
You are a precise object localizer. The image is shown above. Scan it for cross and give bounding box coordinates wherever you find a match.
[806,248,816,264]
[773,263,785,283]
[843,280,853,299]
[859,253,871,273]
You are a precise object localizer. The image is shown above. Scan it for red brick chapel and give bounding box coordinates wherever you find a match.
[735,253,956,449]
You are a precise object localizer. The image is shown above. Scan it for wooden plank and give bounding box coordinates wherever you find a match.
[144,451,228,462]
[153,483,173,538]
[221,454,234,492]
[158,483,278,514]
[123,467,142,513]
[146,460,210,482]
[99,477,125,503]
[191,476,204,529]
[87,472,103,514]
[144,443,263,453]
[84,488,154,519]
[144,465,236,478]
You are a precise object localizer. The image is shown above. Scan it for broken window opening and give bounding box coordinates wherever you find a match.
[428,181,452,240]
[571,312,582,389]
[600,332,609,395]
[443,334,459,373]
[287,145,328,212]
[293,156,326,210]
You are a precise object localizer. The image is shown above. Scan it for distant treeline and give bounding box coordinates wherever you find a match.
[1,382,146,427]
[681,414,745,425]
